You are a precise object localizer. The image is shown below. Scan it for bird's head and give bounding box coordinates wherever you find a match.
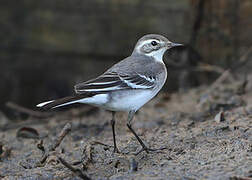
[132,34,182,61]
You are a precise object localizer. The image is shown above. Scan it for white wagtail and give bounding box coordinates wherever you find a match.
[37,34,182,154]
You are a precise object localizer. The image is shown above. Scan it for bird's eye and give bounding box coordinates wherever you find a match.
[151,41,158,46]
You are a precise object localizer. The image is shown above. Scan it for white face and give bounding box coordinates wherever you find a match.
[135,39,171,62]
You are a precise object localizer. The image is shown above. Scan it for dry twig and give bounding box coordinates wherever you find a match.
[6,102,53,118]
[193,63,225,74]
[209,69,231,90]
[0,120,48,131]
[58,156,91,180]
[232,46,252,71]
[39,123,72,164]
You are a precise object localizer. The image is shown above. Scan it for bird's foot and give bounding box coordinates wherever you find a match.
[91,141,120,153]
[134,146,167,155]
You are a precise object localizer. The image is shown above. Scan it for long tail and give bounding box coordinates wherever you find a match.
[36,94,94,110]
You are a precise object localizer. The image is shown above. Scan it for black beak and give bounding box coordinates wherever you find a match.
[170,42,183,47]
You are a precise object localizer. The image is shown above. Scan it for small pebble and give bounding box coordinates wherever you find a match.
[215,110,225,123]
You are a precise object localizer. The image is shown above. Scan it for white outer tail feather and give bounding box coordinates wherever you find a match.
[36,100,55,107]
[36,94,108,109]
[36,99,80,109]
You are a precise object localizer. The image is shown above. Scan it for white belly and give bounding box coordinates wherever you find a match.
[104,89,159,111]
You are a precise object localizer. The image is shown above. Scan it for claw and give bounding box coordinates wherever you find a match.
[134,146,167,155]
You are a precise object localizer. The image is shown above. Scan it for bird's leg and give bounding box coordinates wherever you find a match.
[127,111,148,151]
[127,111,166,155]
[111,112,120,153]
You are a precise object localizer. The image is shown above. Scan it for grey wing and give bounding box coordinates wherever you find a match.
[74,72,156,94]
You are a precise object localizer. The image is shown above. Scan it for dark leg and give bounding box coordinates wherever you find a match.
[127,111,166,155]
[111,112,119,153]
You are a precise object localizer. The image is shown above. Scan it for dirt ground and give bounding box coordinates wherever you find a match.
[0,76,252,179]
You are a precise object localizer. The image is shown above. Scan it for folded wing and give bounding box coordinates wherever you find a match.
[74,72,156,94]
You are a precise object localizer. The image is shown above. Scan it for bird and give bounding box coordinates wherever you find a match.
[37,34,182,154]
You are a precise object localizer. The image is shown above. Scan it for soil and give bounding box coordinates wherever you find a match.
[0,78,252,180]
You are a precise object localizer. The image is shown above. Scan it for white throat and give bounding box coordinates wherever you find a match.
[145,48,167,62]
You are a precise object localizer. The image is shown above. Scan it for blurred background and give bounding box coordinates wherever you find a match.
[1,0,252,115]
